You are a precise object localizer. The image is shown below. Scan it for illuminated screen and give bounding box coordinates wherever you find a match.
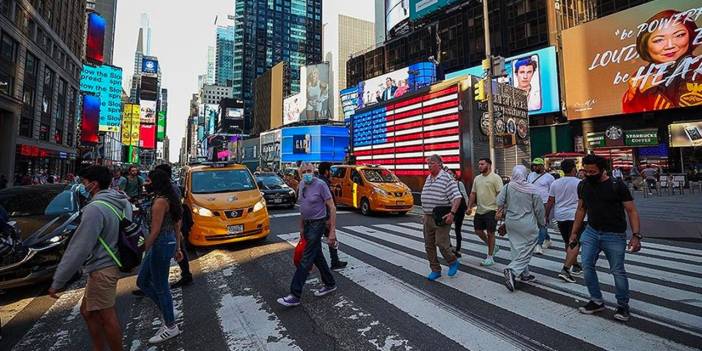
[140,100,157,124]
[281,126,349,163]
[80,64,123,132]
[357,62,436,109]
[86,13,105,64]
[139,124,156,149]
[80,95,100,145]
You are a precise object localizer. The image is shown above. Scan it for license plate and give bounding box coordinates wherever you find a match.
[227,225,243,234]
[274,199,283,204]
[396,201,405,205]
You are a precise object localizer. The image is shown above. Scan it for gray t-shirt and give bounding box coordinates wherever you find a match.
[298,178,332,220]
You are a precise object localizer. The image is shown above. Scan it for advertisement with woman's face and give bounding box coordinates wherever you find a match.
[562,0,702,119]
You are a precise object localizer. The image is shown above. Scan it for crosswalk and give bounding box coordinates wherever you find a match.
[3,220,701,351]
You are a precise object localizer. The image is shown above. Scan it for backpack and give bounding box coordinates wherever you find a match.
[92,200,144,273]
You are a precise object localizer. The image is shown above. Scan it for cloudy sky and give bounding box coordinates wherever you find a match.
[113,0,374,162]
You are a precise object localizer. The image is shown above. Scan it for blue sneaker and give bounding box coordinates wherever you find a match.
[448,260,460,276]
[427,271,441,281]
[277,294,301,307]
[313,285,337,297]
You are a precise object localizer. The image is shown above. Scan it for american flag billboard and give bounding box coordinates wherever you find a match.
[352,86,460,177]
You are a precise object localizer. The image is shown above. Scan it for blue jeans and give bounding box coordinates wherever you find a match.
[290,219,336,298]
[137,230,177,325]
[580,226,629,308]
[537,226,550,245]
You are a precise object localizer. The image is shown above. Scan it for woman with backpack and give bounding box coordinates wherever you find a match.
[136,169,184,344]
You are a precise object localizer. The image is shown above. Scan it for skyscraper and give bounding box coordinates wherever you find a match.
[140,13,153,55]
[207,45,216,85]
[232,0,323,133]
[215,26,234,87]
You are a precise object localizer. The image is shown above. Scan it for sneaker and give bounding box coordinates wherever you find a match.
[519,274,536,283]
[543,239,551,249]
[534,245,544,255]
[558,268,576,283]
[503,269,515,292]
[132,289,145,297]
[148,324,181,344]
[277,294,301,307]
[571,264,583,276]
[614,306,631,322]
[330,261,348,270]
[578,301,606,314]
[480,257,495,267]
[170,276,193,289]
[427,271,441,281]
[447,260,460,276]
[451,247,462,258]
[313,285,337,297]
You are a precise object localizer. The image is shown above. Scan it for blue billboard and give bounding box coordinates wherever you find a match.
[446,46,560,115]
[142,56,159,75]
[80,64,123,132]
[281,126,349,163]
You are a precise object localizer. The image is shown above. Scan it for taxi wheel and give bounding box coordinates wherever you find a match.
[360,199,372,216]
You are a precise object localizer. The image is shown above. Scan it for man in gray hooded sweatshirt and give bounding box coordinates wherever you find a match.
[49,165,132,351]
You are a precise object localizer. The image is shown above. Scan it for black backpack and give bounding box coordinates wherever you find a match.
[93,200,144,273]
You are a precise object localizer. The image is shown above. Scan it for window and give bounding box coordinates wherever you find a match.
[0,70,13,96]
[0,31,17,63]
[331,167,346,179]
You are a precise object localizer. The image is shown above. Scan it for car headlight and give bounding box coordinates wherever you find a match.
[374,187,389,196]
[253,198,266,212]
[289,189,296,196]
[193,205,214,217]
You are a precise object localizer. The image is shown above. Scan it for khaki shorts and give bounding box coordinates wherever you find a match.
[82,266,120,311]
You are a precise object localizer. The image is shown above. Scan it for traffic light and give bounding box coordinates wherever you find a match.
[474,79,487,102]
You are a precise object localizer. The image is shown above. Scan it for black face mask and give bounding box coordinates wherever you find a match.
[586,173,602,184]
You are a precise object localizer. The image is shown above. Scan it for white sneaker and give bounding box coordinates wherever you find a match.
[534,245,544,255]
[148,324,181,344]
[543,240,551,249]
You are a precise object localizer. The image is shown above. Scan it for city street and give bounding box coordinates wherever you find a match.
[2,205,701,351]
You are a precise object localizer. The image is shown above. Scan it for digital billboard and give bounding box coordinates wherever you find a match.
[80,95,100,145]
[446,46,560,115]
[156,111,166,141]
[357,62,437,109]
[300,63,332,121]
[80,64,123,132]
[340,87,359,121]
[142,56,159,75]
[670,120,702,147]
[86,12,105,64]
[410,0,461,21]
[205,104,218,134]
[140,76,158,101]
[386,0,409,34]
[281,126,349,163]
[121,104,140,146]
[561,0,702,119]
[139,100,157,124]
[283,92,305,125]
[139,124,156,149]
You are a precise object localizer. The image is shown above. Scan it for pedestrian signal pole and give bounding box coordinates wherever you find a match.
[482,0,496,166]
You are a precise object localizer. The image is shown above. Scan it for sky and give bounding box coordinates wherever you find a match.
[113,0,375,163]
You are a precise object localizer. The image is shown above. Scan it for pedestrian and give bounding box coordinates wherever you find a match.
[612,166,624,181]
[277,162,338,307]
[527,158,555,254]
[124,165,145,200]
[544,159,584,283]
[136,169,184,343]
[110,168,126,191]
[577,169,586,180]
[420,155,461,281]
[572,154,641,322]
[496,165,545,292]
[449,169,469,258]
[48,165,132,351]
[317,162,347,270]
[467,158,503,265]
[641,164,658,195]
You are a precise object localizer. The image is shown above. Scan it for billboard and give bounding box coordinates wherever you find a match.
[340,87,359,121]
[281,126,349,163]
[156,111,166,141]
[86,12,105,64]
[80,64,123,132]
[139,124,156,149]
[141,56,159,75]
[121,104,140,146]
[386,0,409,34]
[562,0,702,120]
[205,104,218,134]
[140,76,158,100]
[357,62,437,109]
[283,92,305,125]
[80,95,100,145]
[670,121,702,147]
[410,0,461,21]
[139,100,156,124]
[446,46,560,115]
[300,63,332,121]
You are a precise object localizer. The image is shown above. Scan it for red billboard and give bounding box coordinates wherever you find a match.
[80,95,100,145]
[139,124,156,149]
[86,12,106,64]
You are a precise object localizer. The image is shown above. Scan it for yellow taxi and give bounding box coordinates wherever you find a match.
[182,162,270,246]
[330,164,414,216]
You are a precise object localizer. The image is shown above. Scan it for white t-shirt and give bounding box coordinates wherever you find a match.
[548,176,581,222]
[527,171,555,204]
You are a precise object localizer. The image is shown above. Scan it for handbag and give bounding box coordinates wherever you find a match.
[293,237,306,267]
[432,206,452,226]
[496,186,509,236]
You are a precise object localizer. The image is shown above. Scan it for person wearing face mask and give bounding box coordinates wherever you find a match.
[571,154,641,322]
[48,165,132,351]
[278,162,338,307]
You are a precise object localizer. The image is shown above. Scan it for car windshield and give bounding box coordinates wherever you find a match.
[191,169,256,194]
[362,169,397,183]
[256,175,286,189]
[0,185,74,217]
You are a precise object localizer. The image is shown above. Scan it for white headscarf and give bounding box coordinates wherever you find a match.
[509,165,539,194]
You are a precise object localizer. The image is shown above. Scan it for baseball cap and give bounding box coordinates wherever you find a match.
[532,158,545,165]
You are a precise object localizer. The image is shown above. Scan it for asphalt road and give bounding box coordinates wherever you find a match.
[2,206,702,350]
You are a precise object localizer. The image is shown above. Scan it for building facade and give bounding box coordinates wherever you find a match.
[201,84,233,105]
[215,25,234,87]
[1,0,86,185]
[232,0,322,133]
[253,61,287,135]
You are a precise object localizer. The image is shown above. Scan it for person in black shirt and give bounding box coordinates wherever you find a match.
[571,155,641,322]
[318,162,347,270]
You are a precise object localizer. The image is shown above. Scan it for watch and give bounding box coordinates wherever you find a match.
[632,233,643,239]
